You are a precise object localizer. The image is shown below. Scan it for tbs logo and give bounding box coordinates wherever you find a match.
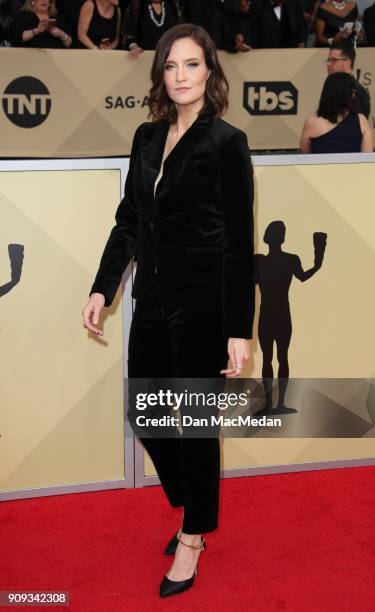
[243,82,298,115]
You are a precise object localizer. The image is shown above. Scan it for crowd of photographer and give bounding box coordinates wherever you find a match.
[1,0,375,50]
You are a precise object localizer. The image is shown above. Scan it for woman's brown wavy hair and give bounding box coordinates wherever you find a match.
[148,23,229,123]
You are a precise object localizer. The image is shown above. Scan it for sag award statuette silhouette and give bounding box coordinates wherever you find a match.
[254,222,327,415]
[0,244,24,298]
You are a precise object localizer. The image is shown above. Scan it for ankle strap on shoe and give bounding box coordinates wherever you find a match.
[176,533,205,550]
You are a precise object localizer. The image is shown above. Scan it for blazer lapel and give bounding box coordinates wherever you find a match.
[162,109,214,175]
[140,119,169,205]
[139,109,214,203]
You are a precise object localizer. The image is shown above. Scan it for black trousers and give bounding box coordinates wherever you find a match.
[127,294,228,534]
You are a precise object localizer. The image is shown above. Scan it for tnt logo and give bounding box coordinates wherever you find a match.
[2,76,52,128]
[243,82,298,115]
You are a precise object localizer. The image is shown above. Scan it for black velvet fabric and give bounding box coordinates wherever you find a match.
[90,109,255,340]
[90,110,255,534]
[127,296,228,534]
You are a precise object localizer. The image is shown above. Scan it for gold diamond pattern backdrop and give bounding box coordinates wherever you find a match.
[0,170,125,492]
[0,48,374,156]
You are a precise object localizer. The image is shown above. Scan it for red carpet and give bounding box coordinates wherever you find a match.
[1,466,375,611]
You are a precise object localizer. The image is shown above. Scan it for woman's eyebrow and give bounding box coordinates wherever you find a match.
[165,57,201,63]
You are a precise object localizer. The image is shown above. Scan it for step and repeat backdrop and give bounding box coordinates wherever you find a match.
[0,48,374,156]
[1,155,374,497]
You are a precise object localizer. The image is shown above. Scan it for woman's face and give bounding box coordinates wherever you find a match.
[33,0,50,12]
[163,37,210,111]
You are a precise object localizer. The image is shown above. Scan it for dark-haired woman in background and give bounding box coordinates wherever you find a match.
[300,72,373,153]
[82,22,254,598]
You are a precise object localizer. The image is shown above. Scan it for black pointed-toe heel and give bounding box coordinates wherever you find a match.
[159,534,206,598]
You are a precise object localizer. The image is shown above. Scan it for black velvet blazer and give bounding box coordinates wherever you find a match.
[90,109,255,339]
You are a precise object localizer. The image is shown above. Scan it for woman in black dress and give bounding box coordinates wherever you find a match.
[300,72,373,153]
[12,0,72,47]
[77,0,121,49]
[82,23,255,598]
[123,0,181,56]
[315,0,358,46]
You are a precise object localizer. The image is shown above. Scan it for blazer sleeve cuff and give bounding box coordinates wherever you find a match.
[89,281,118,308]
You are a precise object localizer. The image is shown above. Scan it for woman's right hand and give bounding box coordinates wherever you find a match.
[82,293,105,336]
[35,19,49,34]
[334,28,350,42]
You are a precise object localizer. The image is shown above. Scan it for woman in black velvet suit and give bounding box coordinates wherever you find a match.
[82,22,255,598]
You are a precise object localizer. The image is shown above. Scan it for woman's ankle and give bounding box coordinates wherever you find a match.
[179,531,202,544]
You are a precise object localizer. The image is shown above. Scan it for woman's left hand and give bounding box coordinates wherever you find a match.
[220,338,249,378]
[50,27,65,39]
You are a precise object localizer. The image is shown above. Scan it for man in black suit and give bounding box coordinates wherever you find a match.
[222,0,254,52]
[326,41,371,119]
[251,0,305,48]
[363,2,375,46]
[181,0,207,26]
